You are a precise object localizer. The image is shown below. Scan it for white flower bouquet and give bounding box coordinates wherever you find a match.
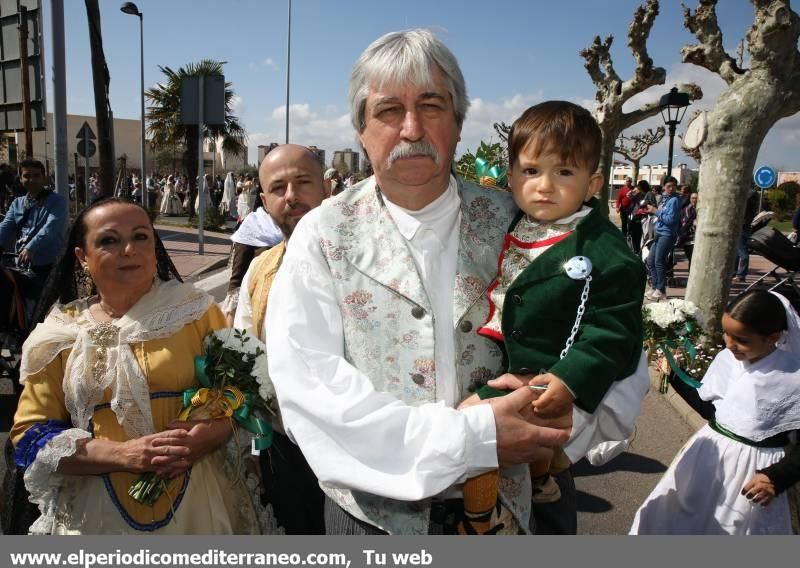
[643,299,720,393]
[129,328,278,505]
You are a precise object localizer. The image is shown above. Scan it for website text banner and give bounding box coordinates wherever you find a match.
[0,536,792,568]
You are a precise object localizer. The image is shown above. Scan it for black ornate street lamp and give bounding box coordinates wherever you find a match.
[659,87,690,183]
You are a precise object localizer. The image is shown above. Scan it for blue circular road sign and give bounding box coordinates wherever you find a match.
[754,166,777,189]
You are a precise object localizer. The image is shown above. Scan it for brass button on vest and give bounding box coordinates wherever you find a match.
[411,306,425,319]
[459,320,473,333]
[411,373,426,385]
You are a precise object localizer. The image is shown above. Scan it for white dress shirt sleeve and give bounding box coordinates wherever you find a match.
[233,263,254,332]
[265,210,497,502]
[564,350,650,463]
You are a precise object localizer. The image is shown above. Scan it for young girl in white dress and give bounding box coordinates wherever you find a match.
[631,290,800,535]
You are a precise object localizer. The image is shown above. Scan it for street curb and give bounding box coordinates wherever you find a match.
[154,223,234,238]
[647,366,705,432]
[189,256,230,279]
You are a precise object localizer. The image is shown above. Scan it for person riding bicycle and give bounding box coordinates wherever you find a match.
[0,159,68,326]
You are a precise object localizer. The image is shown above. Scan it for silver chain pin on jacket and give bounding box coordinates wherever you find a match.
[559,256,593,360]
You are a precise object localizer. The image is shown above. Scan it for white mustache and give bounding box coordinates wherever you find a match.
[387,141,439,169]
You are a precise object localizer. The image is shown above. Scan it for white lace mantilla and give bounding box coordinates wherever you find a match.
[21,279,214,439]
[24,428,92,535]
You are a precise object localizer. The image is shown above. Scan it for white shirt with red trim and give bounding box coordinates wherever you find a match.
[479,206,592,340]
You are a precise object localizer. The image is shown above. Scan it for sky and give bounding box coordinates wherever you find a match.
[38,0,800,171]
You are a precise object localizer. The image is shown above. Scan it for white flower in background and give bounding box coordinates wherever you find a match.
[646,302,682,328]
[206,328,264,356]
[645,299,706,330]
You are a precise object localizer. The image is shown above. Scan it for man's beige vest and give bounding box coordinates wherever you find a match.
[316,176,532,534]
[248,241,286,340]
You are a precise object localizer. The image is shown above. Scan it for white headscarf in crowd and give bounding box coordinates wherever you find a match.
[231,207,284,248]
[221,172,236,215]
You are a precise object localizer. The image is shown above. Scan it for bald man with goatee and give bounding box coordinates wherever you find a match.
[234,144,327,534]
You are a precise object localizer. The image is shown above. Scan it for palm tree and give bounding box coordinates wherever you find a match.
[145,60,246,216]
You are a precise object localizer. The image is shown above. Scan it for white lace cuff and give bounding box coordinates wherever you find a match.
[221,288,240,316]
[23,428,92,535]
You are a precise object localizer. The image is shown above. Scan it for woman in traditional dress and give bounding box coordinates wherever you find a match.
[10,198,269,534]
[158,175,183,216]
[220,172,236,219]
[236,178,255,223]
[194,174,213,214]
[631,290,800,534]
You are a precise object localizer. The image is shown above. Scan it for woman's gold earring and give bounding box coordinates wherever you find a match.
[81,265,95,295]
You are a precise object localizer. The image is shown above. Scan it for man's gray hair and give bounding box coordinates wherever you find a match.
[348,29,469,132]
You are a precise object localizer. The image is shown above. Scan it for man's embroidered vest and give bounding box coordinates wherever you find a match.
[316,177,532,534]
[248,241,286,340]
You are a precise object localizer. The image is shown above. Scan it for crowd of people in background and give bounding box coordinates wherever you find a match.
[615,175,702,299]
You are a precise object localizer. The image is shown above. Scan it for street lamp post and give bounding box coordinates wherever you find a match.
[285,0,292,143]
[659,87,690,184]
[120,2,146,209]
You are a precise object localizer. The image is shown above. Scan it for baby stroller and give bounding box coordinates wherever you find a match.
[745,225,800,311]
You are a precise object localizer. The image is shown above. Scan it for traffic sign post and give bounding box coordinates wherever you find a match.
[76,122,96,206]
[180,74,225,256]
[754,166,777,212]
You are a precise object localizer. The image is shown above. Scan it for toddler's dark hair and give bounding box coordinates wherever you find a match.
[726,290,787,337]
[507,101,601,172]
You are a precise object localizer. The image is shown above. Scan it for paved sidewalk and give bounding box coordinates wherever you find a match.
[155,223,232,279]
[665,247,778,301]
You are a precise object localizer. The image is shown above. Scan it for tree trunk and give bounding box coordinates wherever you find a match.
[685,78,781,337]
[597,132,615,216]
[85,0,115,199]
[632,160,641,184]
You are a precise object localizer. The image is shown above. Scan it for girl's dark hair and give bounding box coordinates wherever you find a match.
[636,180,650,192]
[32,198,181,324]
[726,290,787,337]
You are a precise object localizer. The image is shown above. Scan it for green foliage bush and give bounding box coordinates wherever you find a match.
[455,140,508,189]
[766,189,793,221]
[188,205,226,232]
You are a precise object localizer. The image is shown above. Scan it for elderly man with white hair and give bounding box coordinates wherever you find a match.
[265,29,641,535]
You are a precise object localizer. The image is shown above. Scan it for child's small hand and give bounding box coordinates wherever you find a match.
[530,373,575,419]
[741,473,777,506]
[457,393,485,410]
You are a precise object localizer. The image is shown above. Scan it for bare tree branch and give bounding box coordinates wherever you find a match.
[493,122,510,145]
[681,0,745,84]
[580,0,704,215]
[748,0,800,116]
[620,83,704,130]
[625,0,664,94]
[616,127,666,162]
[580,35,620,101]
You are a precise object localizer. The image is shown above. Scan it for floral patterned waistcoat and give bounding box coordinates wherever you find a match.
[316,176,532,534]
